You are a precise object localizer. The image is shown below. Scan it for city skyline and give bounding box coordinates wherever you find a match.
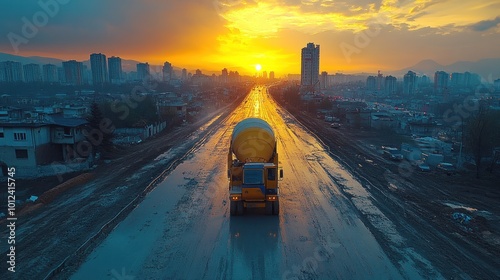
[0,51,494,86]
[0,1,499,75]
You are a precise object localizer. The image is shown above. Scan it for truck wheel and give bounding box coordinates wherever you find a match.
[230,201,237,216]
[236,201,244,215]
[265,201,273,215]
[272,200,280,215]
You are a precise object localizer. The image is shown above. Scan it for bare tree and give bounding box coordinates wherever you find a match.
[465,105,500,178]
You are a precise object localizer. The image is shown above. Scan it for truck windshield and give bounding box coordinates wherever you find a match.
[244,169,263,185]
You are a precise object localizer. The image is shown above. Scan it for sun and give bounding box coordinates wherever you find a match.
[255,64,262,71]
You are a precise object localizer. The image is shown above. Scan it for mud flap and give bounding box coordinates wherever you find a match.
[230,201,244,216]
[237,201,244,215]
[265,201,273,215]
[230,201,237,216]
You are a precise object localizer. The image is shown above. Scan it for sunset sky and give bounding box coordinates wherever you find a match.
[0,0,499,75]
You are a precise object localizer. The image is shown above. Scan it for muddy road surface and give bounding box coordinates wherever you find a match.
[71,87,443,279]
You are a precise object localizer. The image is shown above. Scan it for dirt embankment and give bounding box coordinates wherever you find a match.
[279,102,500,279]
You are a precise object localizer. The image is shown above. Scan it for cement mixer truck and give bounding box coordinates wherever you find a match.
[228,118,283,215]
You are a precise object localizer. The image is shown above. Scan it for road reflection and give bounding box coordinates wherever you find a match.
[229,214,281,279]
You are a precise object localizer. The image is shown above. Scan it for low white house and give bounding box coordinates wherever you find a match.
[0,116,90,178]
[0,123,51,177]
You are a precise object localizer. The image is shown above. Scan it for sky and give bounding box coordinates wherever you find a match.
[0,0,499,75]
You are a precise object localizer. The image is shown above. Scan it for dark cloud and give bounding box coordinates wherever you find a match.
[470,16,500,32]
[407,11,428,22]
[0,0,227,60]
[410,0,447,14]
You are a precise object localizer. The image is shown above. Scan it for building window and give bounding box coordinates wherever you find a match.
[0,132,4,138]
[64,127,71,136]
[15,149,28,159]
[14,133,27,141]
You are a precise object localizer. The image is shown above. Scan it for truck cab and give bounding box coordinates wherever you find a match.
[229,162,283,215]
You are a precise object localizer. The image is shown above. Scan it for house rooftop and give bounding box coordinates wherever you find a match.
[0,115,87,128]
[46,115,88,127]
[0,121,49,128]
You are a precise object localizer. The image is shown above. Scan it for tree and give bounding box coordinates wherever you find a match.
[86,102,103,129]
[464,105,500,178]
[86,102,114,157]
[100,95,158,128]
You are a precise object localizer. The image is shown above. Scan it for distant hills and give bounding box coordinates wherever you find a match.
[0,52,64,66]
[391,58,500,79]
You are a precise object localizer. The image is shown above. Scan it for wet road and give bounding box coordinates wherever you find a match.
[71,86,441,279]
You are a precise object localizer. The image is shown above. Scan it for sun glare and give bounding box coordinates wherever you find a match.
[255,64,262,71]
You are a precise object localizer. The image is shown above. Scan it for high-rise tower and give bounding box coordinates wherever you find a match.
[90,53,108,85]
[434,71,449,94]
[301,43,320,92]
[108,56,123,84]
[403,71,417,95]
[42,64,58,83]
[23,63,42,83]
[0,61,23,82]
[162,61,173,82]
[137,63,150,81]
[62,60,84,85]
